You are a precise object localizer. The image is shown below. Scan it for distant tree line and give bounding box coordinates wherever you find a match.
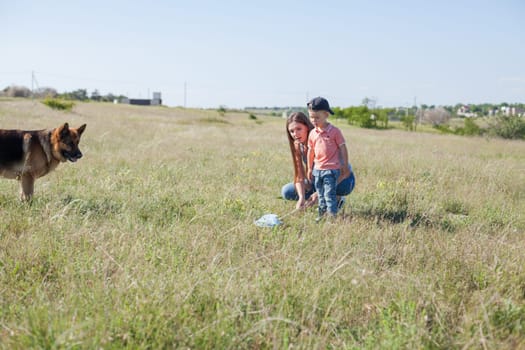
[0,85,127,103]
[1,86,523,139]
[330,98,525,140]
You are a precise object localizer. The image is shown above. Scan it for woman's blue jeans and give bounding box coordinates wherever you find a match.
[281,170,355,201]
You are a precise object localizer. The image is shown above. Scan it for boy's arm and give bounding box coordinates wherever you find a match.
[338,143,351,183]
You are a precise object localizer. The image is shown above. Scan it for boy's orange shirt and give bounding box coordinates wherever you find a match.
[308,124,346,170]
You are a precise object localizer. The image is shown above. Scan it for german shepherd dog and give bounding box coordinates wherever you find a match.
[0,123,86,200]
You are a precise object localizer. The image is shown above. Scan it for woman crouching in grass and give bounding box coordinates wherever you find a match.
[281,111,355,210]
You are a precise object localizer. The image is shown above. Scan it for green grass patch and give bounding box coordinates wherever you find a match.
[0,100,524,349]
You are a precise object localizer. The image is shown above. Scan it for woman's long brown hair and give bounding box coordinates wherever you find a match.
[286,112,314,183]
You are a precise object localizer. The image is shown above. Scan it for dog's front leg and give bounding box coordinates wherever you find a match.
[19,174,35,201]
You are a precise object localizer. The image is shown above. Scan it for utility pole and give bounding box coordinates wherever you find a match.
[415,96,420,125]
[184,81,187,108]
[31,71,40,101]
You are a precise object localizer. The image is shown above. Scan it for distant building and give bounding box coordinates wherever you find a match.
[457,105,477,118]
[151,92,162,105]
[501,106,524,117]
[129,99,152,106]
[128,92,162,106]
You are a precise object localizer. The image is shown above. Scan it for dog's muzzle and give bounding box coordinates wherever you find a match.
[63,151,82,162]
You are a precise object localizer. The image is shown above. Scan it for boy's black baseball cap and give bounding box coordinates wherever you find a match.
[307,97,334,115]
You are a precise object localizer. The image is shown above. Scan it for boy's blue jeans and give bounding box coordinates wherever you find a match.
[313,168,340,216]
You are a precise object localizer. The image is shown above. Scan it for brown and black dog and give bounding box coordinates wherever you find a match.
[0,123,86,200]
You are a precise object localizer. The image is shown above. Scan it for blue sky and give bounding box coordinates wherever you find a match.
[2,0,524,108]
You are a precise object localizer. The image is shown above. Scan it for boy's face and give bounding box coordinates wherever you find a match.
[308,109,330,128]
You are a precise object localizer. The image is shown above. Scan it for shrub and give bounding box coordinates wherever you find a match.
[487,115,525,139]
[462,118,482,136]
[42,98,74,111]
[400,114,416,131]
[422,107,451,126]
[4,85,31,97]
[344,106,375,128]
[34,87,58,99]
[433,124,454,134]
[218,106,227,116]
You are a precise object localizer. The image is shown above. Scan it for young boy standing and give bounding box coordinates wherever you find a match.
[306,97,349,220]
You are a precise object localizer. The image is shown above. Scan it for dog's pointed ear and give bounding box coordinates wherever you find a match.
[59,123,70,137]
[77,124,86,136]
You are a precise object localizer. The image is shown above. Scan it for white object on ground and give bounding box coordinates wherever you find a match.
[254,214,283,227]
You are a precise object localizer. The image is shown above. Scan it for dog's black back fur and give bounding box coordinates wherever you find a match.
[0,130,28,165]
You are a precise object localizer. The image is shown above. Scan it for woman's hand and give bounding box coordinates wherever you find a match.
[296,198,306,210]
[304,193,318,208]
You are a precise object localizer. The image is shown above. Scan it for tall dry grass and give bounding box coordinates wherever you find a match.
[0,98,524,349]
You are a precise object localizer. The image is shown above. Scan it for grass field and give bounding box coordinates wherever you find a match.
[1,99,524,349]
